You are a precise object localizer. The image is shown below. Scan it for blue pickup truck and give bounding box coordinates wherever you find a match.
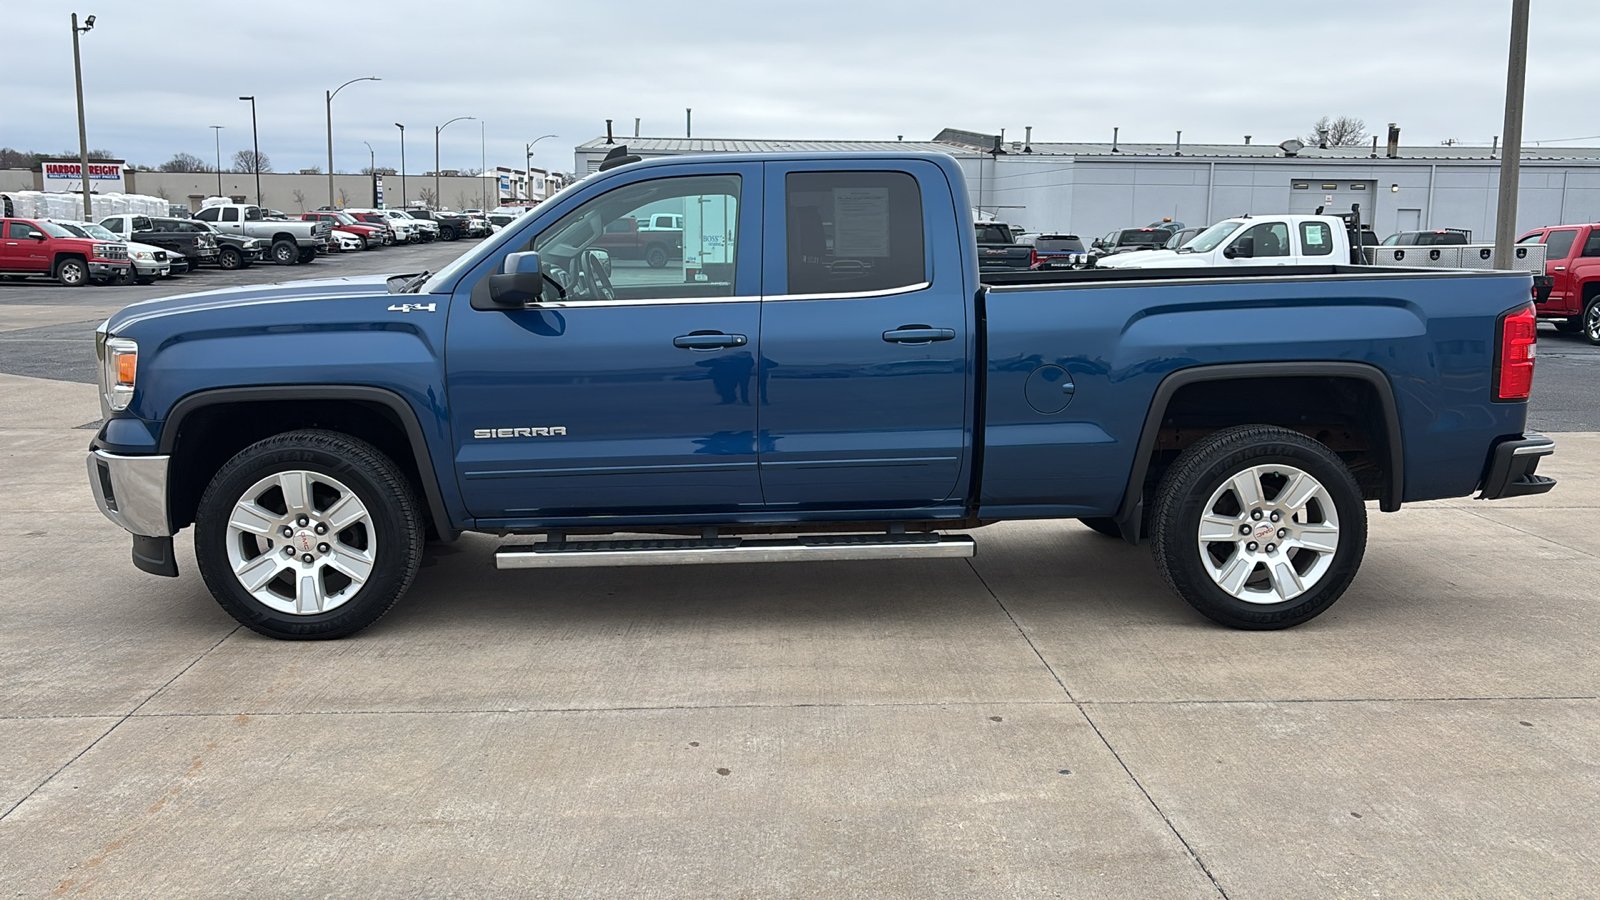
[87,150,1555,640]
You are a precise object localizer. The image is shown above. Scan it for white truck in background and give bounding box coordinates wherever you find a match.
[192,200,329,265]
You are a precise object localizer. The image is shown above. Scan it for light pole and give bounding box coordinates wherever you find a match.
[434,115,474,210]
[70,13,96,220]
[239,95,260,206]
[326,76,380,208]
[394,123,406,208]
[210,125,224,197]
[1494,0,1532,269]
[525,134,556,201]
[363,140,376,207]
[480,120,486,210]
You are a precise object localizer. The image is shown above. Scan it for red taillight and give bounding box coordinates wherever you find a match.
[1030,248,1039,267]
[1495,305,1537,401]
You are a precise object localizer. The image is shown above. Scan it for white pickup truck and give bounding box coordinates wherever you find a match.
[1099,214,1548,277]
[192,201,328,265]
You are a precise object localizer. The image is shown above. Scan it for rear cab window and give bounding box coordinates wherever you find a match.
[1299,221,1334,256]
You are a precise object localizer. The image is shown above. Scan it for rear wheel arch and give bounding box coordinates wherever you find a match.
[159,386,458,541]
[1116,363,1403,538]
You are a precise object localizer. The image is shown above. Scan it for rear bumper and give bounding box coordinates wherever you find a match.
[1478,433,1556,500]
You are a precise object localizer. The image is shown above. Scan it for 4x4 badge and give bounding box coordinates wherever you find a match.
[387,302,437,313]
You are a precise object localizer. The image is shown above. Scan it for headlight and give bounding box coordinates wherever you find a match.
[99,336,138,411]
[134,251,152,260]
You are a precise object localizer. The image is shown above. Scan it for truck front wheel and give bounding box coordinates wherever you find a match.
[271,240,297,265]
[55,257,88,287]
[1149,425,1366,630]
[645,244,669,268]
[193,429,425,640]
[1584,299,1600,345]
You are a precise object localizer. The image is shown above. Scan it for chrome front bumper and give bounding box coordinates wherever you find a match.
[86,450,172,537]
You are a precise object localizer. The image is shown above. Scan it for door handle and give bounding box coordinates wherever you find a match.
[1554,266,1567,271]
[883,326,956,344]
[673,331,748,350]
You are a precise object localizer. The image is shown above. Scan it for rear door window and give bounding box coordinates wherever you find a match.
[785,170,925,296]
[1544,229,1579,260]
[1299,221,1334,256]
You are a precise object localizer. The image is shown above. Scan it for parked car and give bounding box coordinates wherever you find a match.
[329,230,366,252]
[0,217,129,285]
[53,220,169,284]
[404,208,470,241]
[380,209,437,242]
[1162,226,1206,250]
[86,150,1551,641]
[192,202,328,264]
[98,215,220,269]
[1518,223,1600,341]
[975,221,1033,270]
[1380,229,1471,246]
[344,210,412,244]
[1091,227,1176,258]
[594,215,683,268]
[178,220,264,270]
[301,212,385,249]
[1029,234,1088,269]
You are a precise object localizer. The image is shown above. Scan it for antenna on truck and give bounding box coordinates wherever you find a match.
[598,145,641,172]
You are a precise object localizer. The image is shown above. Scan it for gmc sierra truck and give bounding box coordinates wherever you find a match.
[87,150,1555,640]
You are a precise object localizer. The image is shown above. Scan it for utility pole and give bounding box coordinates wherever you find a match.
[1494,0,1531,269]
[395,123,406,208]
[326,76,380,208]
[239,96,260,206]
[70,13,96,220]
[238,96,260,204]
[525,135,556,202]
[363,140,376,206]
[210,125,224,197]
[481,120,486,209]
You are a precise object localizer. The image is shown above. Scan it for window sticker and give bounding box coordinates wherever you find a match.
[1305,227,1325,246]
[832,187,891,258]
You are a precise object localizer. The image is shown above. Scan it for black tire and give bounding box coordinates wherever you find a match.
[645,244,669,268]
[55,257,88,287]
[297,247,318,264]
[217,247,243,270]
[1584,299,1600,346]
[271,239,297,265]
[1078,517,1124,538]
[135,275,155,285]
[440,225,458,241]
[194,429,425,640]
[1149,425,1367,630]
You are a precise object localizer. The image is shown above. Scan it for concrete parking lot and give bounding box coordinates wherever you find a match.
[1,258,1597,897]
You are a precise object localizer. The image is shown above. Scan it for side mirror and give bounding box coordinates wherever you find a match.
[1226,237,1254,259]
[586,247,612,277]
[30,232,46,241]
[1091,239,1103,249]
[487,251,544,306]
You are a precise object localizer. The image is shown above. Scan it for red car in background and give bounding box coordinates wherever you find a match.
[1518,223,1600,343]
[300,211,387,249]
[0,217,131,285]
[344,211,403,244]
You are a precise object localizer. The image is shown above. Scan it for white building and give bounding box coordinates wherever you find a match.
[575,130,1600,241]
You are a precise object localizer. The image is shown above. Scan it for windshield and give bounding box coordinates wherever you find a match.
[72,223,120,241]
[39,221,77,238]
[333,213,359,225]
[1183,220,1245,253]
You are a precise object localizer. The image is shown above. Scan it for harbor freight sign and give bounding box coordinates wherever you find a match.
[41,159,127,194]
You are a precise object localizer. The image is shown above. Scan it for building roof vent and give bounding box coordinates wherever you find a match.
[1278,138,1305,157]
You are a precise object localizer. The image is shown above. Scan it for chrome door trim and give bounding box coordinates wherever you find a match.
[761,281,931,303]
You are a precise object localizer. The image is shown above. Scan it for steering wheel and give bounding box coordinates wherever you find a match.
[576,249,615,301]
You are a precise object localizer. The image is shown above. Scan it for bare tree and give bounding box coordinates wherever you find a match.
[416,187,437,208]
[231,150,272,174]
[1307,116,1369,148]
[159,152,211,173]
[337,187,351,208]
[456,192,470,211]
[291,189,307,212]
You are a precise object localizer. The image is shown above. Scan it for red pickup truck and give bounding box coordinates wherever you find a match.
[0,217,132,286]
[300,212,386,250]
[1519,223,1600,342]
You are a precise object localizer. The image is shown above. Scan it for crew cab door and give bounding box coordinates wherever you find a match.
[1540,227,1581,309]
[445,162,766,521]
[1,221,50,272]
[757,161,971,510]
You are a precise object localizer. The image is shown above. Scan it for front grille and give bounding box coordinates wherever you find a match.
[102,246,128,260]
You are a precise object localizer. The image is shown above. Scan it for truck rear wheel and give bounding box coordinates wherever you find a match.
[271,240,297,265]
[194,429,424,640]
[1149,425,1366,630]
[55,257,88,287]
[440,225,457,241]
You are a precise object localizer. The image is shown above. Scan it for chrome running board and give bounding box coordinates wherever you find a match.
[495,533,975,569]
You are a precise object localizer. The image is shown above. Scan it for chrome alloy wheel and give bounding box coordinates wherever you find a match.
[224,470,376,615]
[1196,464,1341,604]
[1585,302,1600,342]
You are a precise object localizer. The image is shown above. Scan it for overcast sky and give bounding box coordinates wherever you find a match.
[4,0,1598,176]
